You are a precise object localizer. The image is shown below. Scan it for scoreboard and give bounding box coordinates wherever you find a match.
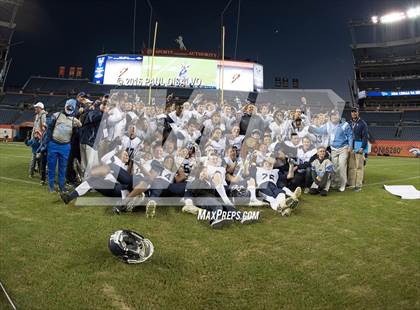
[93,54,263,92]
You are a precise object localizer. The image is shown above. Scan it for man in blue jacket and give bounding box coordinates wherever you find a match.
[309,110,353,192]
[347,107,368,192]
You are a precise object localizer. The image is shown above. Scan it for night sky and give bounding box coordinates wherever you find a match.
[7,0,419,100]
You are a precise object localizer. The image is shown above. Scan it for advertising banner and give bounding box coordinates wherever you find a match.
[217,60,254,92]
[103,55,143,85]
[370,140,420,157]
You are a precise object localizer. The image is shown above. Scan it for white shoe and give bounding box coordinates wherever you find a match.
[339,186,346,192]
[281,207,292,217]
[125,193,145,212]
[304,187,310,194]
[286,197,299,210]
[248,199,265,207]
[291,187,302,201]
[276,197,287,213]
[146,200,156,218]
[182,199,201,215]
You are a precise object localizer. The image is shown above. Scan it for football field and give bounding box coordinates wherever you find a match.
[0,143,419,309]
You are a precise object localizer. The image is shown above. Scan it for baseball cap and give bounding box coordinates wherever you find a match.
[33,102,44,109]
[77,92,88,98]
[351,107,359,112]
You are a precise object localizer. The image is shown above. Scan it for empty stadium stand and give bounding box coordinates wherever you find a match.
[359,112,402,125]
[400,126,420,140]
[369,126,398,140]
[21,76,114,96]
[402,110,420,124]
[22,76,91,94]
[13,111,35,125]
[0,109,20,124]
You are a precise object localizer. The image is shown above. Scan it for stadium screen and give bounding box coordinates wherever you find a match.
[93,54,263,91]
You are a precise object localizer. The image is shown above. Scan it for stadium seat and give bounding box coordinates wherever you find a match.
[400,126,420,141]
[402,111,420,124]
[13,111,35,125]
[0,109,20,124]
[369,126,398,140]
[360,112,402,125]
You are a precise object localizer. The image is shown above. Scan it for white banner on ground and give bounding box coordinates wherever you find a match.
[384,185,420,200]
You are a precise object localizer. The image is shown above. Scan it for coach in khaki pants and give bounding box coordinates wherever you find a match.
[347,107,368,192]
[309,110,353,192]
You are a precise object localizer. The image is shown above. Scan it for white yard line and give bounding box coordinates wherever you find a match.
[364,176,420,187]
[0,143,26,147]
[0,176,39,185]
[366,163,420,168]
[0,154,31,159]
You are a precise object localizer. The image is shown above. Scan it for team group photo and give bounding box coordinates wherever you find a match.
[0,0,419,309]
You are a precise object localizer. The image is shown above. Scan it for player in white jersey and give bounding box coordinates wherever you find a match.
[121,125,141,161]
[60,148,147,210]
[227,126,245,152]
[269,110,287,141]
[205,152,233,206]
[250,155,301,216]
[292,136,317,192]
[176,118,201,149]
[206,128,227,157]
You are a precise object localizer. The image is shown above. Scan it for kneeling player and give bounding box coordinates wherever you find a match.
[309,146,333,196]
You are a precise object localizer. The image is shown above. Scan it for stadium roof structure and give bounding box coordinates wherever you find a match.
[348,6,420,110]
[0,0,23,92]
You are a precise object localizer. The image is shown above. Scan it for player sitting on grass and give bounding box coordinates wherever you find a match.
[185,165,256,229]
[309,146,333,196]
[60,148,151,215]
[145,155,187,213]
[291,136,317,193]
[249,153,301,216]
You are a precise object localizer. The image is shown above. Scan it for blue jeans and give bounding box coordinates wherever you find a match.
[47,141,70,191]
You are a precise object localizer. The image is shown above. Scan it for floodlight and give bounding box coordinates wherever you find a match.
[406,6,420,19]
[371,16,379,24]
[380,12,406,24]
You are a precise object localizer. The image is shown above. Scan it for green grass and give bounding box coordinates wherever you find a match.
[0,143,419,309]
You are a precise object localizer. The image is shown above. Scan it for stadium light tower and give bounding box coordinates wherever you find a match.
[0,0,23,93]
[407,6,420,19]
[371,6,420,24]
